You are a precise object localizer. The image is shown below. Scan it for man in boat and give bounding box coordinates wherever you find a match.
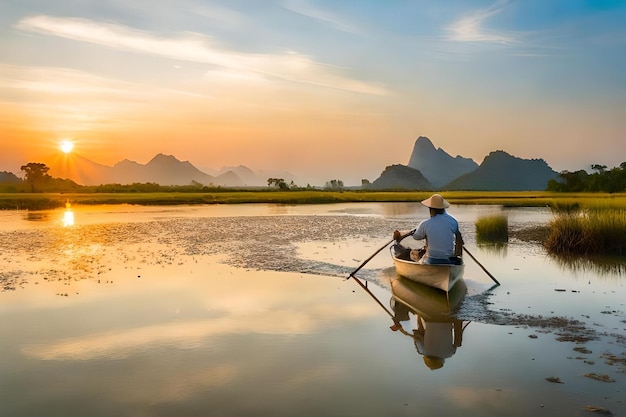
[393,193,463,265]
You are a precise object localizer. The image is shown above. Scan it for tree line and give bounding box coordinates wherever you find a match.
[547,163,626,193]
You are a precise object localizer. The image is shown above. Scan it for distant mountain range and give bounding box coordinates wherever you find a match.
[48,153,296,187]
[369,136,559,191]
[4,136,560,191]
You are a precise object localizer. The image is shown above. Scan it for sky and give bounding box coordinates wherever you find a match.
[1,0,625,186]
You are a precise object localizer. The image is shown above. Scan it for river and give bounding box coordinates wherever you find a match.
[0,203,624,416]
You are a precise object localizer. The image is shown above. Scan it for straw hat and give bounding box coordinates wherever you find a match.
[423,356,445,370]
[421,194,450,209]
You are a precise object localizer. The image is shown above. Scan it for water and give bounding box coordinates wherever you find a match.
[1,203,624,416]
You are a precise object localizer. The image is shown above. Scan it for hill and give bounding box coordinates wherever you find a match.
[0,171,21,183]
[407,136,478,188]
[209,165,299,187]
[444,150,559,191]
[368,164,432,190]
[49,154,244,187]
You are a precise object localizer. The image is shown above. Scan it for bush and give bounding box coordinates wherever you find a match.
[545,209,626,256]
[475,214,508,243]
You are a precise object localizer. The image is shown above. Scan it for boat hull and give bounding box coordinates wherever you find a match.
[391,250,464,292]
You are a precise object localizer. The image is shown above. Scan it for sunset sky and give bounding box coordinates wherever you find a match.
[1,0,625,185]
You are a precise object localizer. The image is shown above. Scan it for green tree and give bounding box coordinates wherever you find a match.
[324,179,344,191]
[20,162,51,192]
[267,178,288,190]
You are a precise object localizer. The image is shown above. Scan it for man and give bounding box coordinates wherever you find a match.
[393,194,463,264]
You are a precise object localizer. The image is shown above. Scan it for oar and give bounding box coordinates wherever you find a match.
[349,274,396,320]
[349,229,415,276]
[347,236,407,326]
[348,237,395,278]
[462,246,500,286]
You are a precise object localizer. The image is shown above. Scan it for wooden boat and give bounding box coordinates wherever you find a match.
[390,245,464,292]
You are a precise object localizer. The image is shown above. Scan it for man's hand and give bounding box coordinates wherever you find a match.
[393,230,402,241]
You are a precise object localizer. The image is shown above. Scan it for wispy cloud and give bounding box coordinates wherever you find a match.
[21,304,374,361]
[283,0,361,34]
[191,3,244,28]
[445,0,517,44]
[16,15,386,95]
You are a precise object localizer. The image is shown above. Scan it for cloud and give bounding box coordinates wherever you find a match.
[16,15,386,95]
[191,3,244,28]
[445,0,517,44]
[21,304,375,361]
[283,0,360,34]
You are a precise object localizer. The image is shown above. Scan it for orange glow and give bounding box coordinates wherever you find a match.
[60,140,74,154]
[62,208,74,227]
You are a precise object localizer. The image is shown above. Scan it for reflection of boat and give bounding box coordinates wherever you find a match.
[390,245,464,292]
[391,276,467,320]
[390,276,468,370]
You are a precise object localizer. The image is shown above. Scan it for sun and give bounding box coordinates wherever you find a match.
[60,140,74,154]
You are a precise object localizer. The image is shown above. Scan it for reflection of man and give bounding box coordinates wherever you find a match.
[390,298,465,371]
[412,315,463,370]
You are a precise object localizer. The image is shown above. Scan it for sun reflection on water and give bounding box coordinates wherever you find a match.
[62,200,74,227]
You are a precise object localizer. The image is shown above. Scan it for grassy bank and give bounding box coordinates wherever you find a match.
[2,191,626,210]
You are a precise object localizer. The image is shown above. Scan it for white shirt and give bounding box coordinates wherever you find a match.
[412,212,459,259]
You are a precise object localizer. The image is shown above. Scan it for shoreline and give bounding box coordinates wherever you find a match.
[2,190,626,210]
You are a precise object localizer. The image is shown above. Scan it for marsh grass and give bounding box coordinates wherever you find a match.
[2,191,626,211]
[475,214,509,243]
[545,209,626,256]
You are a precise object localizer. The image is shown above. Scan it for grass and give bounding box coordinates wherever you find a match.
[2,190,626,210]
[3,190,625,257]
[545,209,626,256]
[475,214,509,243]
[0,191,431,209]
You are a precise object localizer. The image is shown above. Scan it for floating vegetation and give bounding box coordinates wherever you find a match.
[475,214,508,244]
[582,373,615,383]
[584,405,614,416]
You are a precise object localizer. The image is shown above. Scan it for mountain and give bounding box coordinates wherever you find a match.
[444,150,559,191]
[201,165,299,187]
[0,171,21,183]
[109,154,219,186]
[49,154,244,187]
[221,165,259,186]
[407,136,478,188]
[368,164,432,190]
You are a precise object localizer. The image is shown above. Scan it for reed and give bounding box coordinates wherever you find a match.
[545,209,626,256]
[475,214,509,243]
[2,191,626,211]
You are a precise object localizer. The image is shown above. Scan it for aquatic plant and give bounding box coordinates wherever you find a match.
[475,214,509,243]
[545,209,626,256]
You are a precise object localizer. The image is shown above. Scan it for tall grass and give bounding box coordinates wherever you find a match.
[545,209,626,256]
[2,191,626,211]
[475,214,509,243]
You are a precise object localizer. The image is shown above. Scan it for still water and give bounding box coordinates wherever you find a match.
[0,203,624,416]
